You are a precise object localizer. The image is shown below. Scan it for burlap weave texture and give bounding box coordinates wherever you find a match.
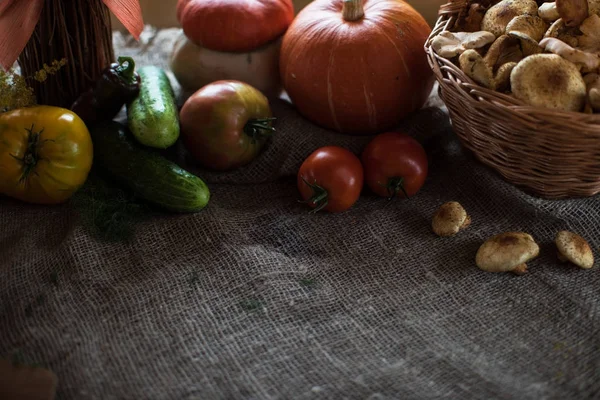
[1,28,599,400]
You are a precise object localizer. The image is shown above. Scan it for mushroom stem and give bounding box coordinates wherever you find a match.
[584,74,600,112]
[539,37,600,72]
[512,264,529,275]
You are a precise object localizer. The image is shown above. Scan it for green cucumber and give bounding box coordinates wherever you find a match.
[90,121,209,213]
[127,66,180,149]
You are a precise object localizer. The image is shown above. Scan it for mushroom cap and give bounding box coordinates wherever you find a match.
[484,35,524,68]
[544,19,580,47]
[510,54,587,112]
[460,50,495,89]
[431,31,496,58]
[506,15,548,55]
[506,15,549,43]
[456,3,487,32]
[555,230,594,269]
[476,232,540,272]
[540,37,600,73]
[590,0,600,16]
[481,0,539,37]
[432,201,470,237]
[578,14,600,53]
[494,61,518,91]
[556,0,589,27]
[538,2,560,22]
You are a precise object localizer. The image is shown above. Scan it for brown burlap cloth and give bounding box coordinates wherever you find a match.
[2,27,600,400]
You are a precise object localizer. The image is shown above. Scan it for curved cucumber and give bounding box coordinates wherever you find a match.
[127,66,180,149]
[90,121,209,213]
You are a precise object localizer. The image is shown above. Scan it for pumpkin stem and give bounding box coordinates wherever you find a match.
[342,0,365,21]
[244,117,277,144]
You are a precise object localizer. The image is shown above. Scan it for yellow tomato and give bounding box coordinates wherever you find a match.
[0,106,93,204]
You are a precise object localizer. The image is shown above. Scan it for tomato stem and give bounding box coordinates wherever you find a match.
[244,117,277,144]
[299,177,329,214]
[381,177,409,201]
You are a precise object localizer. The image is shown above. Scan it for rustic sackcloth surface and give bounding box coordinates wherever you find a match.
[1,27,600,400]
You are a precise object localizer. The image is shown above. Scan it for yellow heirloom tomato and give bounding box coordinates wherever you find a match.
[0,106,93,205]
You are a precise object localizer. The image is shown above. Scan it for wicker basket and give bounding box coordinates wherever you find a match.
[425,0,600,199]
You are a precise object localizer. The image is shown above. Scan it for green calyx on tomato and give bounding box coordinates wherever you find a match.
[243,117,277,144]
[10,125,48,183]
[379,176,410,201]
[299,177,329,214]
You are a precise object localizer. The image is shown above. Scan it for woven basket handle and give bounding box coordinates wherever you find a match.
[439,0,468,16]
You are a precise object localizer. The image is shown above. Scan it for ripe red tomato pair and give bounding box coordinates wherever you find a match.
[297,132,428,213]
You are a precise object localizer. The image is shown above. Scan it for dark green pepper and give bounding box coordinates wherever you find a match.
[71,56,141,125]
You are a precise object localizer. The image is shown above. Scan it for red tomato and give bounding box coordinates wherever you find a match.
[361,132,428,199]
[297,146,364,213]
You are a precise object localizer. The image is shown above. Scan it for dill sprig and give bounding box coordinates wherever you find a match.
[70,173,155,243]
[33,59,68,83]
[0,58,67,113]
[0,70,35,112]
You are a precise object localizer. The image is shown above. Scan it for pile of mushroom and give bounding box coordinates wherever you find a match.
[431,0,600,113]
[429,201,596,274]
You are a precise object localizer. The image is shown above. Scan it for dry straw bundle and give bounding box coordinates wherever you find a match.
[18,0,115,108]
[425,0,600,199]
[0,0,143,108]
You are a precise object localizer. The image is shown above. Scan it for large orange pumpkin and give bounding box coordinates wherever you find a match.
[280,0,434,135]
[178,0,295,53]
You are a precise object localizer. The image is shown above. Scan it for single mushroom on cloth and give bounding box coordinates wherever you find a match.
[432,201,471,237]
[555,230,595,269]
[505,15,548,55]
[431,31,496,58]
[481,0,539,37]
[476,232,540,275]
[510,53,587,111]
